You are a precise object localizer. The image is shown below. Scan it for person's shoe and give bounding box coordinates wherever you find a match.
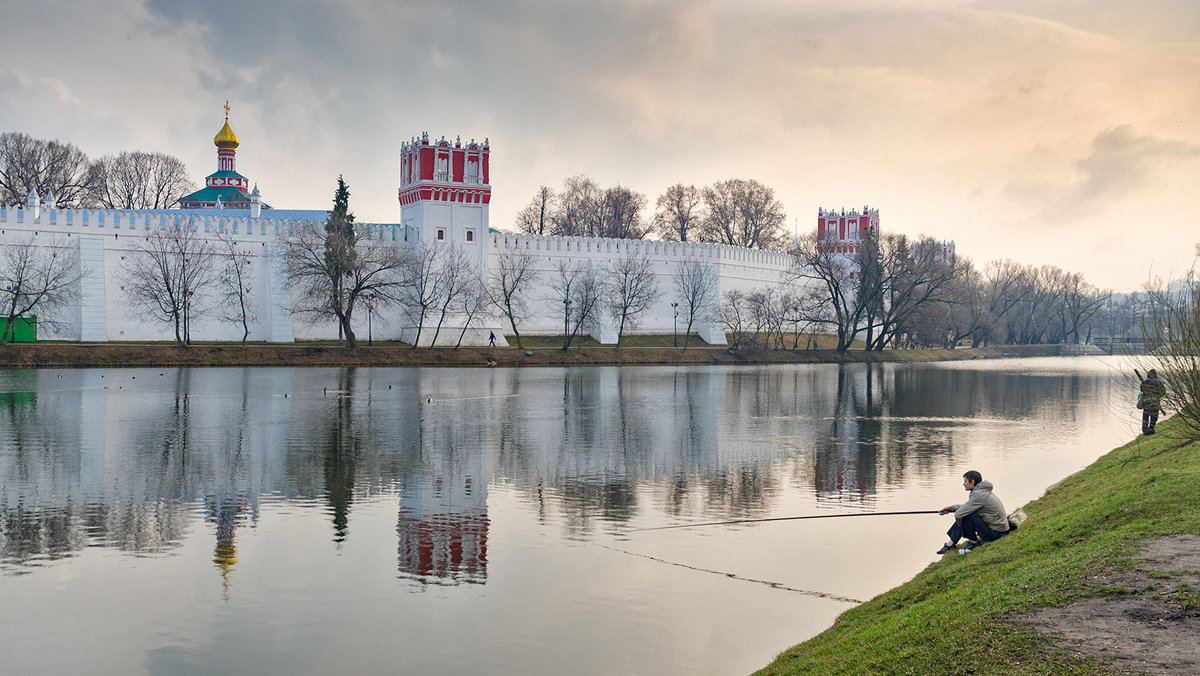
[936,542,957,555]
[959,541,978,555]
[1148,428,1156,435]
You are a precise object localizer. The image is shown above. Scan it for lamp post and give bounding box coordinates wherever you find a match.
[2,285,13,343]
[367,294,376,346]
[671,302,679,347]
[563,297,572,349]
[184,290,194,345]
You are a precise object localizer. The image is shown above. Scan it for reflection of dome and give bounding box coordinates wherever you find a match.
[214,119,240,149]
[214,543,239,570]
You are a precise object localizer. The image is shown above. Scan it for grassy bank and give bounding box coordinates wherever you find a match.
[756,416,1200,675]
[0,341,1063,369]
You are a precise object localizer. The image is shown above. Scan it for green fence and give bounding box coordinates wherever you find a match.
[0,316,37,342]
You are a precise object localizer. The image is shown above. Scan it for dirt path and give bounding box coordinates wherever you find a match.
[1019,535,1200,675]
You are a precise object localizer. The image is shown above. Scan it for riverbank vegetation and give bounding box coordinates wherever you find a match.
[0,341,1063,369]
[756,415,1200,675]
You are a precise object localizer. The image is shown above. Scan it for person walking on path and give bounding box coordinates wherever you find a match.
[489,331,496,347]
[936,470,1010,555]
[1140,368,1167,435]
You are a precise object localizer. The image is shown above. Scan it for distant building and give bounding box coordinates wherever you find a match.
[817,205,878,255]
[817,205,954,264]
[178,102,268,212]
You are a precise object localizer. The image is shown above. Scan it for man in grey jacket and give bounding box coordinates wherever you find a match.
[936,470,1009,555]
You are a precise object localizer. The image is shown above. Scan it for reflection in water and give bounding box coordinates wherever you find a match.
[0,361,1118,587]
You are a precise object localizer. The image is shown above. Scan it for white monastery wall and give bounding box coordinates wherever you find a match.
[488,232,796,345]
[0,199,800,346]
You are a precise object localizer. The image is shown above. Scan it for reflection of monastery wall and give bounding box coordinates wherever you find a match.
[0,363,1103,571]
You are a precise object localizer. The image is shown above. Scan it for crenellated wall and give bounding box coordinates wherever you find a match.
[487,232,796,344]
[0,201,798,345]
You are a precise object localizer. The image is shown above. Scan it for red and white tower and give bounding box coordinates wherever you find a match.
[396,132,493,344]
[817,205,879,255]
[398,132,491,248]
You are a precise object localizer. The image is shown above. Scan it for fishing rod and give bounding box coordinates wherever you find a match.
[631,510,942,532]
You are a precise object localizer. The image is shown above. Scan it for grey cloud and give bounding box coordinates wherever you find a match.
[1070,125,1200,203]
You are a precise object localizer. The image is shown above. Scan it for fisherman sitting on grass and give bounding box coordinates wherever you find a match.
[936,470,1010,555]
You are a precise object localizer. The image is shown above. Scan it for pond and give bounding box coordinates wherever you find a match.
[0,356,1138,675]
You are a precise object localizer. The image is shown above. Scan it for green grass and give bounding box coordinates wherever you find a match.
[756,416,1200,676]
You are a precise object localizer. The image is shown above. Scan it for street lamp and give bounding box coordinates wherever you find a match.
[366,294,376,346]
[671,302,679,347]
[563,297,572,349]
[184,290,194,345]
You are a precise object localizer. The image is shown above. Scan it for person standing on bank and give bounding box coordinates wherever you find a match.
[936,471,1010,555]
[1140,368,1166,435]
[489,331,496,347]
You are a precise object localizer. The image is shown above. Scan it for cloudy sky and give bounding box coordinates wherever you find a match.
[3,0,1198,290]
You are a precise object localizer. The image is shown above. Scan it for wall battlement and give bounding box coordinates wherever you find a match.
[490,232,794,268]
[0,204,401,241]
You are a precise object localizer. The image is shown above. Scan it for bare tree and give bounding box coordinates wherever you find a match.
[514,185,555,235]
[552,175,601,237]
[453,272,490,348]
[0,132,93,207]
[0,236,84,342]
[596,185,649,239]
[790,232,866,351]
[549,260,604,350]
[607,252,659,345]
[427,245,479,346]
[88,151,195,209]
[488,247,540,349]
[1140,254,1200,439]
[673,259,718,348]
[652,184,704,242]
[701,179,787,250]
[1057,272,1108,344]
[120,223,217,345]
[215,228,256,344]
[549,176,649,240]
[284,177,410,348]
[721,289,756,350]
[400,244,448,348]
[971,259,1031,346]
[861,234,963,351]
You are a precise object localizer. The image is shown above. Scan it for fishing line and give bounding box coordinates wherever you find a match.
[593,543,864,604]
[630,510,941,532]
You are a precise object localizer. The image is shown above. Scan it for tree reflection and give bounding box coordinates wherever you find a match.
[0,361,1112,581]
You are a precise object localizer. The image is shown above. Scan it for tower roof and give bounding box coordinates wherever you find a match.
[214,100,240,149]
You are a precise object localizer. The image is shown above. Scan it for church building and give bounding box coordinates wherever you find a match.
[178,102,268,211]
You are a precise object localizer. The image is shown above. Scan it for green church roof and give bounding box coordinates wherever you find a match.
[179,185,253,205]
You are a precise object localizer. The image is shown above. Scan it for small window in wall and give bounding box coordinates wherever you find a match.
[465,229,474,242]
[437,229,445,241]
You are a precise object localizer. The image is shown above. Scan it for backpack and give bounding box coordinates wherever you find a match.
[1007,508,1027,532]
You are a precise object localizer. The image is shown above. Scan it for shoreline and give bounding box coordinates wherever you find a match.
[755,416,1200,675]
[0,342,1066,369]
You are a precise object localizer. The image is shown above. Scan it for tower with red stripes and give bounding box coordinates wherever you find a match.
[398,133,491,269]
[817,205,878,255]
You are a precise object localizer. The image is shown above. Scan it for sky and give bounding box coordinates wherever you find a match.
[2,0,1198,291]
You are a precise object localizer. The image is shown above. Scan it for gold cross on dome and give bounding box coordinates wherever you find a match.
[224,100,230,119]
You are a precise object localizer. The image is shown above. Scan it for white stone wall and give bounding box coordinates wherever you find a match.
[488,233,796,344]
[0,203,799,345]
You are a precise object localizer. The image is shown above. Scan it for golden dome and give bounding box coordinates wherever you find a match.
[214,100,240,149]
[214,120,240,149]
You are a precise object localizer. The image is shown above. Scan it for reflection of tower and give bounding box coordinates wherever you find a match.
[814,365,868,500]
[396,471,489,585]
[206,492,250,601]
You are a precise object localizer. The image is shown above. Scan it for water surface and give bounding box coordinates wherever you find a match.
[0,357,1138,674]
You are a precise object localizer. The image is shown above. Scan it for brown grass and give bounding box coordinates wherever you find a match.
[0,341,1063,369]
